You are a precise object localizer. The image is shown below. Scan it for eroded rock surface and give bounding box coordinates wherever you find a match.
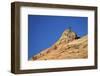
[32,29,88,60]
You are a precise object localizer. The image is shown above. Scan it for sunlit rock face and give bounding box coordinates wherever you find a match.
[31,29,88,60]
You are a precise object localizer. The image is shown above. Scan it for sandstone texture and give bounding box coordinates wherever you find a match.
[32,29,88,60]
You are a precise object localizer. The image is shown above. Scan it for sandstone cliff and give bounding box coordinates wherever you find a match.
[32,29,88,60]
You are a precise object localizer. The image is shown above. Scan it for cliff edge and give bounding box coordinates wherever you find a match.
[32,29,88,60]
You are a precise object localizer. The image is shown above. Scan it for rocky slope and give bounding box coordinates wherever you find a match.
[32,29,88,60]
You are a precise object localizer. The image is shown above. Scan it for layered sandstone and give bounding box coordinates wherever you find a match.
[32,29,88,60]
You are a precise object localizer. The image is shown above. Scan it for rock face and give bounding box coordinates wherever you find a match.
[32,29,88,60]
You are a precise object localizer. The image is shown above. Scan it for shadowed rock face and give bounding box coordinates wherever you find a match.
[32,29,88,60]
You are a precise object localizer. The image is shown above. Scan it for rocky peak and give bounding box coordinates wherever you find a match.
[32,29,88,60]
[56,29,77,45]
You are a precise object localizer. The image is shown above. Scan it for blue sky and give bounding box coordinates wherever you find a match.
[28,15,88,59]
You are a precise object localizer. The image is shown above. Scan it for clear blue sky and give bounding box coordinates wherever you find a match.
[28,15,88,59]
